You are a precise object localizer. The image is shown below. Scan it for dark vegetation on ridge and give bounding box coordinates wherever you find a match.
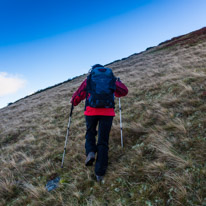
[0,27,206,206]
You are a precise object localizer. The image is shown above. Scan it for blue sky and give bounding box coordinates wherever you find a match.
[0,0,206,108]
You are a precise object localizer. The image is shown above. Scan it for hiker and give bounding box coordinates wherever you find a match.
[71,64,128,182]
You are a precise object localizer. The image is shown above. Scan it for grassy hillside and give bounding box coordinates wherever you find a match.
[0,27,206,206]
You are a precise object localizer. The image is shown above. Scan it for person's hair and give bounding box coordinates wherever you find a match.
[88,64,104,73]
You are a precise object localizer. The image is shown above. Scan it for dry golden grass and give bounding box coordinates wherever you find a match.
[1,29,206,205]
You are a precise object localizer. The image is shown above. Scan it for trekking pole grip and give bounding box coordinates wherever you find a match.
[70,104,74,117]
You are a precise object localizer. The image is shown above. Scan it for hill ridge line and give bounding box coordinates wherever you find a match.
[3,26,206,110]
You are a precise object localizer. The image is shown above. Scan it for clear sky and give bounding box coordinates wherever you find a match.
[0,0,206,109]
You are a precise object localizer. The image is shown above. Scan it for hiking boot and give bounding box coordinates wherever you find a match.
[85,152,95,166]
[96,175,104,182]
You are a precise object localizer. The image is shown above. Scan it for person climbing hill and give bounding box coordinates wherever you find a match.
[71,64,128,182]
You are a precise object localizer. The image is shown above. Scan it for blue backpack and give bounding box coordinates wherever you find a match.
[86,67,116,108]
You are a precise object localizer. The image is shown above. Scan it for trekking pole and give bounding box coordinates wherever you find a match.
[61,104,74,168]
[119,97,123,148]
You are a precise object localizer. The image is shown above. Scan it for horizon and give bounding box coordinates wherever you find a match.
[1,0,206,109]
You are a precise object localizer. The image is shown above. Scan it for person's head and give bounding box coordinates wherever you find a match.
[89,64,104,72]
[92,64,103,69]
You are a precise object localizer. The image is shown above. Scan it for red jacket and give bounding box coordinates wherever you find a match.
[71,79,128,116]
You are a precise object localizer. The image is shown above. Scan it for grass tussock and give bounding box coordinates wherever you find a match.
[1,29,206,205]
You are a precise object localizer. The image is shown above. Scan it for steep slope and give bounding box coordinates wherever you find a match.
[0,27,206,206]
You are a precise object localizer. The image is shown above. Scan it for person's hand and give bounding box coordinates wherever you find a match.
[70,97,74,104]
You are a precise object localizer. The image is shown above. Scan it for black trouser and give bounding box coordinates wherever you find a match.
[85,115,113,176]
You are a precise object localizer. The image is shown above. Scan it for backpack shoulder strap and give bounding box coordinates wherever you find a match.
[86,73,92,92]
